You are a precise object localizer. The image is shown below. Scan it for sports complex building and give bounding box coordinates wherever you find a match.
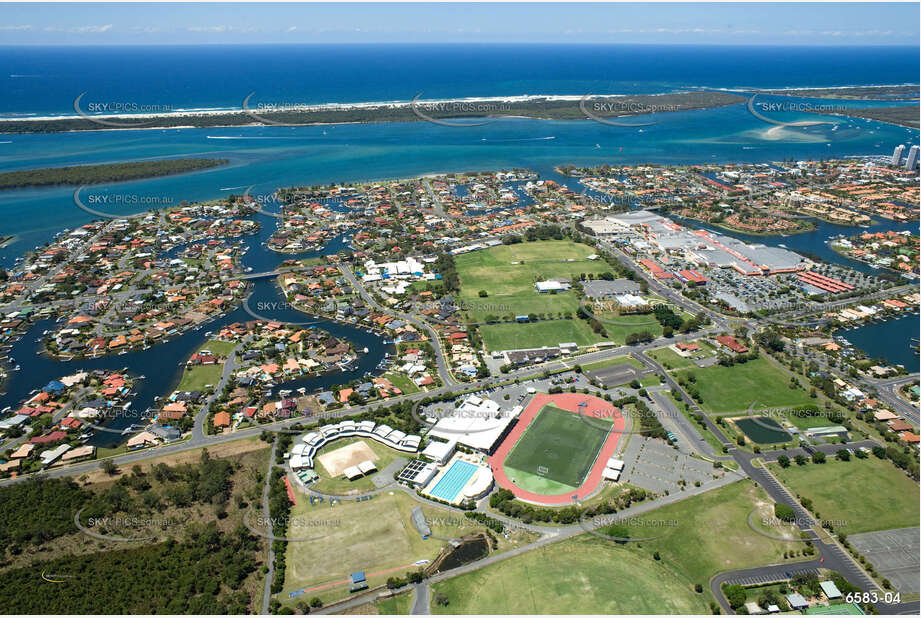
[286,392,628,507]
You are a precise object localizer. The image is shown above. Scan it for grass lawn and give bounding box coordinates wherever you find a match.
[310,437,404,495]
[176,363,223,392]
[503,405,610,490]
[613,480,800,584]
[594,312,663,342]
[590,297,695,345]
[175,339,234,391]
[431,533,710,614]
[770,457,920,535]
[278,491,532,608]
[478,318,605,352]
[662,391,728,456]
[580,356,644,372]
[454,240,608,323]
[200,339,237,357]
[375,592,414,614]
[676,356,813,414]
[647,341,716,371]
[640,374,661,387]
[382,372,420,395]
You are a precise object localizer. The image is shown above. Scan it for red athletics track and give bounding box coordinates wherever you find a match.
[487,393,625,506]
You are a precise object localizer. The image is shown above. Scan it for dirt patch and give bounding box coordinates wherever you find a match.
[317,440,377,477]
[80,438,267,486]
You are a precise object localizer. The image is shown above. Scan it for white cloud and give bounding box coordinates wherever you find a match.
[0,25,33,31]
[43,24,113,33]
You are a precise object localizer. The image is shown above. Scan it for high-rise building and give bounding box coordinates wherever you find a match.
[905,145,919,171]
[891,144,905,166]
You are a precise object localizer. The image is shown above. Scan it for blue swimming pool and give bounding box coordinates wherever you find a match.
[428,460,478,502]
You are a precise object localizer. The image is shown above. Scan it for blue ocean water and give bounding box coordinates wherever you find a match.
[0,44,918,116]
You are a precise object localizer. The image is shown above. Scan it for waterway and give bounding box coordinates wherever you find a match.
[0,101,918,436]
[834,312,920,370]
[0,216,391,447]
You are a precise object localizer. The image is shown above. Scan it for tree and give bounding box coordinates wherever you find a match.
[309,597,322,608]
[777,455,790,468]
[812,451,826,464]
[774,503,796,522]
[836,449,850,461]
[794,454,807,466]
[723,584,747,609]
[478,290,488,297]
[101,459,118,476]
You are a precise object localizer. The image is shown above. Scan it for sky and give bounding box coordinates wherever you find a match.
[0,2,917,46]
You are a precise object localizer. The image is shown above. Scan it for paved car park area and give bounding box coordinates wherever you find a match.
[848,527,920,594]
[585,363,652,387]
[619,436,723,494]
[418,370,595,421]
[724,568,819,587]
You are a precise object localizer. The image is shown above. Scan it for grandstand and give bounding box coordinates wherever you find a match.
[288,420,421,471]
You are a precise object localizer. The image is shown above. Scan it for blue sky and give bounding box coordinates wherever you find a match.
[0,3,917,46]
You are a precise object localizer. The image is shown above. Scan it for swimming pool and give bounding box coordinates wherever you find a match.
[427,460,478,502]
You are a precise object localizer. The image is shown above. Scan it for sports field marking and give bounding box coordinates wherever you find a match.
[503,404,610,488]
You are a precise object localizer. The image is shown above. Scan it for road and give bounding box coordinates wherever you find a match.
[410,582,430,615]
[192,340,246,440]
[863,373,920,426]
[260,440,278,615]
[339,265,457,387]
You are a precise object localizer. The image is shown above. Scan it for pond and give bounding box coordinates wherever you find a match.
[735,417,792,445]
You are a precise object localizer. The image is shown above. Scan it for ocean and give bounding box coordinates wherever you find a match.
[0,43,918,117]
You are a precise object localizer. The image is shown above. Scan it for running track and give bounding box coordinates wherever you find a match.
[487,393,625,505]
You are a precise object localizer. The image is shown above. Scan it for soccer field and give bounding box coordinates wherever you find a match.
[503,405,609,489]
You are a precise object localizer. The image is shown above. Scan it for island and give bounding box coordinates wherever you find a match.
[0,158,229,190]
[0,92,745,133]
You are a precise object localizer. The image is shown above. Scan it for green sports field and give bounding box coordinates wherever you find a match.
[453,239,611,350]
[676,356,814,414]
[503,405,610,491]
[771,456,920,534]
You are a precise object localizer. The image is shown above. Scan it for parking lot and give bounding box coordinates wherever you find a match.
[418,370,594,421]
[619,435,725,494]
[848,527,921,594]
[585,362,650,387]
